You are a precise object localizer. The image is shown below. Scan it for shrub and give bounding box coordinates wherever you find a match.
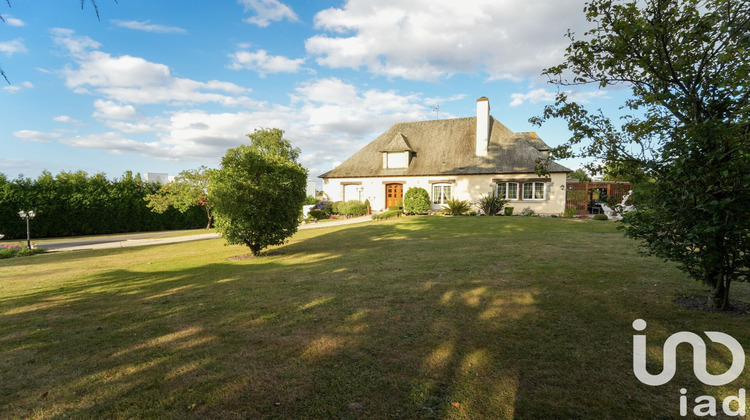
[338,201,368,217]
[303,195,318,205]
[403,187,431,214]
[363,199,371,208]
[443,198,471,216]
[313,200,330,210]
[308,209,328,220]
[564,207,576,218]
[594,214,609,221]
[372,210,401,220]
[478,192,509,216]
[0,245,46,259]
[504,207,514,216]
[468,211,477,216]
[331,201,346,215]
[388,205,403,211]
[520,207,535,217]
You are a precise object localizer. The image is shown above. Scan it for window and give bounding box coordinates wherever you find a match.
[432,184,452,205]
[496,182,518,200]
[522,182,546,200]
[343,184,361,201]
[386,152,409,168]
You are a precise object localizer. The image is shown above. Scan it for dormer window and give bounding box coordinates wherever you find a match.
[386,151,409,168]
[381,132,415,169]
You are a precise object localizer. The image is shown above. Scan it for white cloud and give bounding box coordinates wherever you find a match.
[60,132,167,157]
[111,20,188,34]
[2,81,33,93]
[52,28,256,107]
[93,100,137,120]
[509,88,609,107]
[239,0,298,27]
[13,130,62,143]
[0,38,27,55]
[58,77,435,177]
[4,15,25,27]
[228,49,305,76]
[306,0,587,81]
[53,115,82,124]
[509,89,557,107]
[51,28,100,58]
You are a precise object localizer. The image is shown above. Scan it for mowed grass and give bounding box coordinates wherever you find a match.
[1,217,748,419]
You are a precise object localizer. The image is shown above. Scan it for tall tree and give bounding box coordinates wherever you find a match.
[534,0,750,310]
[145,166,215,229]
[210,129,307,256]
[568,168,592,182]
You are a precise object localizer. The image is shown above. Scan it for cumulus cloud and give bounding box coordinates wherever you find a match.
[3,15,25,27]
[228,48,305,76]
[239,0,298,27]
[52,28,255,107]
[13,130,62,143]
[306,0,587,81]
[58,77,435,177]
[93,100,137,120]
[2,81,33,93]
[53,115,82,124]
[509,88,609,107]
[60,132,167,157]
[0,38,27,55]
[111,20,187,34]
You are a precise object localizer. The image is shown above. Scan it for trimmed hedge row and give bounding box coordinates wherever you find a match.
[0,171,207,240]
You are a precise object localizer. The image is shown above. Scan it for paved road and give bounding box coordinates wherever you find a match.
[44,215,374,252]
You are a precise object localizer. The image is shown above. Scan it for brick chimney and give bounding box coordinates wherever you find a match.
[476,97,490,156]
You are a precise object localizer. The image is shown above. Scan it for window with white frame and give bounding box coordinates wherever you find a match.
[386,152,409,168]
[343,184,361,201]
[496,182,519,200]
[522,182,546,200]
[432,184,452,205]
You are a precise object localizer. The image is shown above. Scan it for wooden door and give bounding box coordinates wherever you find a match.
[385,184,403,208]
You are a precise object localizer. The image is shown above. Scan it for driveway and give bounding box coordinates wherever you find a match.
[44,215,374,252]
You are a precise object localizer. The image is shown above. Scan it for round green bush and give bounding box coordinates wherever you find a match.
[403,187,430,214]
[594,214,609,220]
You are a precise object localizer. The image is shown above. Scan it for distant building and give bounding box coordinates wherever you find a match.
[143,172,169,184]
[306,180,316,198]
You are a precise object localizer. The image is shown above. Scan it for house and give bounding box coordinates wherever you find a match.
[319,97,571,215]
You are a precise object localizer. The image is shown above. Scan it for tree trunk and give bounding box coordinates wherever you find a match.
[250,244,261,257]
[205,206,212,230]
[709,277,731,311]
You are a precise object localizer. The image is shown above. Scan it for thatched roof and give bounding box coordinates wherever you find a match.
[320,117,570,178]
[380,133,414,152]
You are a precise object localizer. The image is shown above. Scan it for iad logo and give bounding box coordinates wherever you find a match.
[632,319,747,417]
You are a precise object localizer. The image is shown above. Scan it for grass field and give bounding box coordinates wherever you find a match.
[1,217,748,419]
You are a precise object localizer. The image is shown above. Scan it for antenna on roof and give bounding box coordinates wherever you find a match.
[430,105,439,119]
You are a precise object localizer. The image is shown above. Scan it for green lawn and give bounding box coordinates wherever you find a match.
[1,217,748,419]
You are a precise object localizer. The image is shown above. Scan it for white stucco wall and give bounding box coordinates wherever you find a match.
[322,172,568,215]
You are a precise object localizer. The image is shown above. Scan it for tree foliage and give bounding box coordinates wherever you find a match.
[0,170,207,239]
[210,129,307,256]
[568,168,592,182]
[403,187,430,214]
[145,166,215,229]
[246,128,301,163]
[534,0,750,310]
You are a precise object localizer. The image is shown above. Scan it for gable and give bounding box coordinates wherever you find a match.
[320,117,571,178]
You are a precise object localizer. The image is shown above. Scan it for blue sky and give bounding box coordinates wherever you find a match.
[0,0,625,181]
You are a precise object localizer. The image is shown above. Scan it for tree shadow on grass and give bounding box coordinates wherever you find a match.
[1,217,746,418]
